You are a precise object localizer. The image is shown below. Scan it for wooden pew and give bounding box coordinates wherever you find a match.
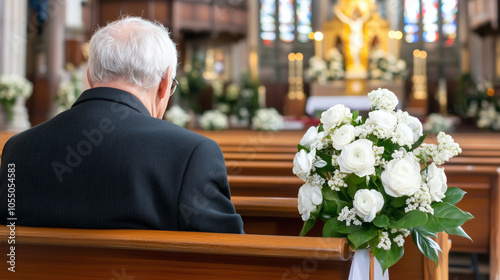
[227,165,500,280]
[0,226,449,280]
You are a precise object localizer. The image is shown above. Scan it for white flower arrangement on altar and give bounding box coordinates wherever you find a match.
[0,74,33,120]
[294,88,473,273]
[164,105,191,128]
[252,108,284,131]
[423,113,460,134]
[199,109,229,131]
[306,48,345,83]
[369,50,407,82]
[476,100,500,131]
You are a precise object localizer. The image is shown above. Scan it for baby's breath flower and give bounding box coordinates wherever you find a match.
[338,206,362,226]
[327,170,348,190]
[377,231,392,250]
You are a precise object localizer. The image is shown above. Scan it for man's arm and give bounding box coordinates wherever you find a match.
[177,138,244,234]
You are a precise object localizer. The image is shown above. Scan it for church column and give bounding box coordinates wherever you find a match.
[0,0,28,76]
[316,0,329,32]
[247,0,259,82]
[458,0,469,74]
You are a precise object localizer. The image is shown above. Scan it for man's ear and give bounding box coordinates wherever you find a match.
[87,69,94,88]
[157,67,173,100]
[157,76,169,100]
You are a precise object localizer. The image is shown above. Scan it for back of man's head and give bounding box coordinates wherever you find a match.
[88,17,178,91]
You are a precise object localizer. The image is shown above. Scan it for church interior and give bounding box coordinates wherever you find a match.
[1,0,500,279]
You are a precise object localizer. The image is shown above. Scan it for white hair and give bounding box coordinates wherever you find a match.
[88,17,178,90]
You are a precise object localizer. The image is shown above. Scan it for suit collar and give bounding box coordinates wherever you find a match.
[73,87,151,117]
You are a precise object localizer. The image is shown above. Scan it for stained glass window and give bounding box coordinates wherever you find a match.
[296,0,312,43]
[260,0,276,44]
[404,0,420,43]
[441,0,458,46]
[422,0,439,42]
[279,0,295,43]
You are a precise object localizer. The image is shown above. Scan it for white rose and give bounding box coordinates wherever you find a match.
[338,139,376,177]
[407,116,423,142]
[332,124,355,150]
[300,126,318,149]
[394,123,414,146]
[381,156,421,197]
[367,110,397,131]
[321,104,351,130]
[293,149,315,180]
[427,163,447,202]
[298,183,323,221]
[353,189,384,222]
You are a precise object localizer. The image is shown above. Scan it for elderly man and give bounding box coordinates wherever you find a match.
[0,17,243,233]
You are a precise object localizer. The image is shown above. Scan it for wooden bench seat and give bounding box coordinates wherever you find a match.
[0,226,449,280]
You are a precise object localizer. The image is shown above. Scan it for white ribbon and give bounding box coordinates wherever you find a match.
[348,249,389,280]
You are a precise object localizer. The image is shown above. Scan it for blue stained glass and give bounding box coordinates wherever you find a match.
[279,0,295,42]
[260,0,276,44]
[404,0,420,43]
[296,0,312,43]
[422,0,438,42]
[441,0,458,45]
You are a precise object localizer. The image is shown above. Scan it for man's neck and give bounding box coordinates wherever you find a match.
[92,81,157,117]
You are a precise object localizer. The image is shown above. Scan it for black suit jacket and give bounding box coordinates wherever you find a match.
[0,87,243,233]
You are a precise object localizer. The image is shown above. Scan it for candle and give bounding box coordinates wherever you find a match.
[314,32,324,59]
[420,50,427,78]
[249,50,258,82]
[288,53,296,99]
[295,52,304,100]
[258,85,266,108]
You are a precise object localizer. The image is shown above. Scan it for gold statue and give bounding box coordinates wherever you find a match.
[323,0,389,78]
[334,6,372,70]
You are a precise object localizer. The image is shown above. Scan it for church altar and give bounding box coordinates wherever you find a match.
[307,80,405,115]
[304,0,406,117]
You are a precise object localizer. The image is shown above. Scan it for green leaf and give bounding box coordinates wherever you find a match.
[352,110,359,122]
[347,183,358,199]
[346,173,365,185]
[442,187,467,205]
[432,202,474,229]
[316,149,334,170]
[348,226,378,249]
[318,124,324,132]
[372,215,391,228]
[373,211,427,229]
[413,226,437,238]
[323,219,348,237]
[392,210,428,228]
[444,226,472,240]
[389,196,407,208]
[297,144,310,153]
[369,236,404,273]
[410,133,427,150]
[300,219,316,236]
[322,188,351,215]
[411,227,442,268]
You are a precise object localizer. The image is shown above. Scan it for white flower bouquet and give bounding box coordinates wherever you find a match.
[306,48,345,83]
[0,74,33,120]
[423,113,460,134]
[252,108,284,131]
[164,105,191,127]
[199,109,229,131]
[56,69,83,111]
[294,88,472,272]
[369,50,407,82]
